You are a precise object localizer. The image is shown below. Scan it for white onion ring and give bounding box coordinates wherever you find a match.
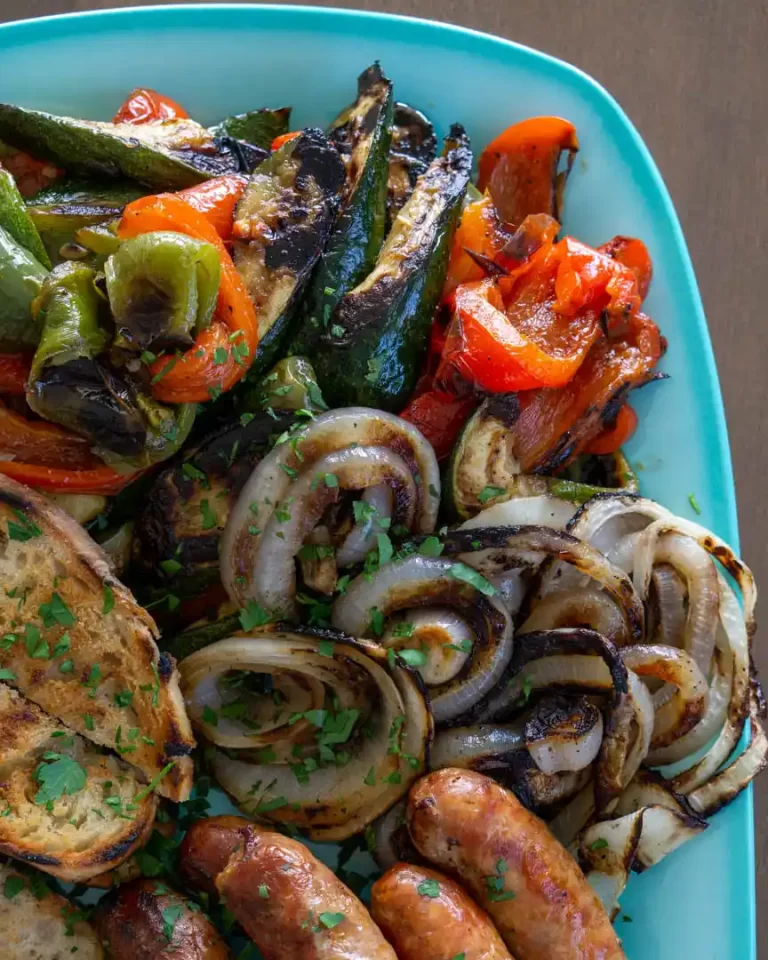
[382,608,474,686]
[525,696,604,774]
[180,631,431,841]
[221,407,440,606]
[332,555,512,724]
[519,587,629,646]
[648,563,687,647]
[336,482,394,568]
[460,495,577,531]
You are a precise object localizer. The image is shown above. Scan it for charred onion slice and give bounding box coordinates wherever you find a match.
[441,525,645,644]
[633,531,719,674]
[567,493,672,566]
[525,694,604,774]
[332,554,512,724]
[221,407,440,610]
[178,631,431,841]
[621,644,709,749]
[371,798,420,870]
[429,721,589,812]
[460,495,577,531]
[518,586,629,646]
[647,563,687,646]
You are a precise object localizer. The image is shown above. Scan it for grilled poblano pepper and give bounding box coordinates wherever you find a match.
[209,107,291,151]
[232,127,345,374]
[313,124,472,410]
[386,102,437,228]
[0,107,256,189]
[27,261,194,465]
[0,167,51,266]
[0,224,49,348]
[105,231,220,353]
[26,177,145,264]
[288,64,393,356]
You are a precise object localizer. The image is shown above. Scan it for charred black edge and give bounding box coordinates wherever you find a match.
[628,767,702,820]
[565,491,643,532]
[525,694,602,743]
[510,628,630,697]
[462,247,510,277]
[439,524,582,555]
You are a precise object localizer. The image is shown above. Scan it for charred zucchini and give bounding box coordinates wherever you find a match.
[161,613,241,661]
[0,224,48,347]
[0,167,50,267]
[313,124,472,410]
[26,177,146,264]
[288,64,393,356]
[447,397,639,518]
[232,128,345,373]
[132,409,294,592]
[210,107,291,151]
[0,107,252,188]
[387,102,437,228]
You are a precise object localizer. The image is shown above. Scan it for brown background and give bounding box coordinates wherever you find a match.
[2,0,767,947]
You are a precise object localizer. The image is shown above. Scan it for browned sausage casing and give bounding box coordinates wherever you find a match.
[91,877,229,959]
[216,825,397,960]
[371,862,515,960]
[179,814,252,896]
[408,769,626,960]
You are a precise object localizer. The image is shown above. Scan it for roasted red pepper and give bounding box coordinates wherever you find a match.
[0,460,136,495]
[444,196,559,295]
[400,388,477,461]
[598,236,653,301]
[441,236,644,393]
[176,175,248,241]
[119,194,258,404]
[1,151,61,197]
[271,131,301,151]
[584,404,639,455]
[0,353,32,396]
[511,312,665,473]
[113,88,190,124]
[478,117,579,227]
[0,405,98,469]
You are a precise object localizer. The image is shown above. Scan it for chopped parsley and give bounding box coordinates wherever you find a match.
[319,911,345,929]
[364,767,376,786]
[203,705,219,727]
[392,622,415,639]
[52,634,70,657]
[199,499,218,530]
[398,648,428,667]
[161,903,184,943]
[38,592,76,628]
[377,533,393,565]
[589,837,609,851]
[0,668,15,680]
[449,562,496,596]
[239,601,271,631]
[7,509,42,542]
[258,884,270,899]
[417,878,440,898]
[102,583,115,615]
[369,606,385,637]
[114,690,134,708]
[365,357,382,383]
[418,535,444,557]
[688,492,702,515]
[3,875,25,899]
[82,663,102,698]
[33,753,86,805]
[444,638,473,654]
[478,485,506,504]
[182,462,209,486]
[317,638,335,658]
[160,558,182,576]
[24,624,48,659]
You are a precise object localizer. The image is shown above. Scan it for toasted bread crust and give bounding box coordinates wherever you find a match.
[0,683,157,881]
[0,475,194,800]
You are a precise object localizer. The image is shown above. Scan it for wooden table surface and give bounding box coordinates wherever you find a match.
[4,0,768,951]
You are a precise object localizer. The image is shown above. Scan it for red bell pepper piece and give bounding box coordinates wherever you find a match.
[478,117,579,226]
[119,194,258,404]
[0,354,32,396]
[598,236,653,302]
[113,88,190,124]
[176,175,248,241]
[400,387,478,461]
[584,404,639,455]
[0,406,98,469]
[271,131,301,151]
[0,460,136,495]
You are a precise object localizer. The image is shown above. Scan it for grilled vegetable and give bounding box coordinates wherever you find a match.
[254,355,328,412]
[313,125,472,410]
[26,177,145,263]
[27,261,195,465]
[105,231,220,353]
[133,408,294,594]
[0,224,48,347]
[0,166,50,266]
[387,102,437,226]
[288,63,393,356]
[209,106,291,151]
[114,87,190,123]
[0,105,251,188]
[232,127,345,372]
[447,395,641,518]
[162,613,241,662]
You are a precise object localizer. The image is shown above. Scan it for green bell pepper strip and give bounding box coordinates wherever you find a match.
[0,223,50,348]
[104,230,220,353]
[0,167,51,266]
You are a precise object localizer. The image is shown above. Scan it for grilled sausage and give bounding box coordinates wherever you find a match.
[216,825,397,960]
[371,862,515,960]
[91,878,229,959]
[179,814,252,897]
[407,769,626,960]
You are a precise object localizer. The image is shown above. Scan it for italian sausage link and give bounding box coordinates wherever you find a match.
[179,814,252,896]
[371,862,515,960]
[216,825,398,960]
[407,769,626,960]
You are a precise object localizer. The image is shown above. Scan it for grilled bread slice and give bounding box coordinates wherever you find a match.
[0,683,156,881]
[0,861,103,958]
[0,474,194,801]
